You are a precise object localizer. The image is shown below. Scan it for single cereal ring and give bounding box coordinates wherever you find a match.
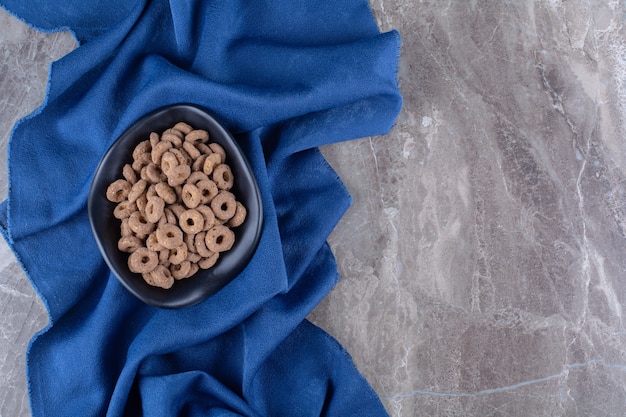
[199,252,220,269]
[174,185,184,200]
[128,247,158,274]
[120,218,133,237]
[156,223,183,249]
[169,242,188,265]
[118,236,142,253]
[195,143,211,156]
[179,209,204,234]
[171,260,192,280]
[192,154,208,172]
[158,249,170,266]
[185,262,200,278]
[154,182,177,205]
[161,128,183,147]
[149,132,160,147]
[160,151,179,174]
[184,232,197,253]
[187,171,209,185]
[122,164,137,184]
[146,184,157,198]
[185,129,209,145]
[170,148,192,167]
[135,194,148,214]
[145,196,165,223]
[106,179,132,203]
[210,191,236,220]
[128,210,155,235]
[187,252,201,263]
[194,231,213,257]
[132,140,152,161]
[196,205,216,231]
[205,225,235,253]
[229,201,247,227]
[151,140,172,164]
[127,179,148,203]
[169,204,186,219]
[132,152,152,172]
[196,179,218,204]
[174,122,193,135]
[146,231,164,252]
[181,183,202,209]
[202,152,222,176]
[163,208,177,224]
[183,141,201,160]
[143,264,174,289]
[145,163,165,183]
[167,164,191,187]
[113,201,137,219]
[212,164,233,190]
[209,143,226,162]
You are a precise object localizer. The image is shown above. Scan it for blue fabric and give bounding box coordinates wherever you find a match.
[0,0,401,415]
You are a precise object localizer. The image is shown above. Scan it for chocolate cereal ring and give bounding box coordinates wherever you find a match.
[187,171,209,186]
[135,194,148,214]
[120,218,133,237]
[118,236,142,253]
[195,143,211,156]
[160,151,179,174]
[183,141,201,160]
[113,201,137,219]
[228,201,247,227]
[122,164,137,184]
[156,224,183,249]
[161,128,183,147]
[145,163,165,183]
[167,164,191,187]
[174,122,193,135]
[143,264,174,289]
[212,164,233,190]
[145,196,165,223]
[170,260,192,280]
[196,179,218,204]
[146,232,164,252]
[187,252,201,263]
[196,205,216,230]
[185,262,200,278]
[210,191,236,220]
[132,140,151,161]
[128,248,158,274]
[181,183,202,209]
[170,148,192,166]
[179,209,204,234]
[128,211,155,235]
[163,208,177,224]
[106,179,132,203]
[132,152,152,172]
[192,154,208,172]
[205,224,235,253]
[149,132,160,147]
[185,129,209,145]
[184,232,197,253]
[209,143,226,162]
[194,232,212,257]
[155,182,177,204]
[199,252,220,269]
[127,179,148,203]
[202,152,222,176]
[169,243,188,265]
[151,140,172,165]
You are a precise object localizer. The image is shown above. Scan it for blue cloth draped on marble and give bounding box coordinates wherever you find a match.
[0,0,401,415]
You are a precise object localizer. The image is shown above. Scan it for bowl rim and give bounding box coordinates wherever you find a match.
[88,104,263,308]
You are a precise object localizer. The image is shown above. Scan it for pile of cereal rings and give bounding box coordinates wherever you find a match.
[105,122,246,289]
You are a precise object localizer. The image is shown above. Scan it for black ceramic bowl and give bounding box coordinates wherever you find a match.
[88,104,262,308]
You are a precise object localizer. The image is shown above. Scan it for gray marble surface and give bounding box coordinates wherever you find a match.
[2,1,626,416]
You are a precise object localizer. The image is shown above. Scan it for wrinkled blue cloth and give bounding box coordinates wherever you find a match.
[0,0,401,416]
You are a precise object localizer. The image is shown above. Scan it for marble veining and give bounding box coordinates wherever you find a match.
[2,1,626,416]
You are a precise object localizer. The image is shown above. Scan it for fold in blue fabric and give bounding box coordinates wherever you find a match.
[0,1,401,415]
